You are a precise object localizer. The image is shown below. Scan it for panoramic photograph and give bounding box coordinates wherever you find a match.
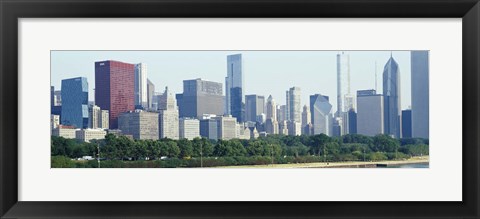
[50,50,429,168]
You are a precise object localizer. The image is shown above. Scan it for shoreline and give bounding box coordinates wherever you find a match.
[211,156,429,168]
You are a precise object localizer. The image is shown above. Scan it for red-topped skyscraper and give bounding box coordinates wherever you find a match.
[95,60,135,129]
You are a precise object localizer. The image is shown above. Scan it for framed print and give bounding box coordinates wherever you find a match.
[1,0,479,218]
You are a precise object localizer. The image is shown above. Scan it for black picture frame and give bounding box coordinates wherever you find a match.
[1,0,479,218]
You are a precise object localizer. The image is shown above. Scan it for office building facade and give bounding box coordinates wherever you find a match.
[357,89,384,136]
[225,54,244,122]
[134,63,148,109]
[200,119,218,140]
[348,108,357,134]
[214,115,237,140]
[147,79,155,110]
[177,79,224,119]
[383,56,402,138]
[60,77,89,129]
[75,129,107,143]
[402,109,412,138]
[179,118,200,140]
[88,105,101,129]
[245,95,265,122]
[95,60,135,129]
[286,87,301,122]
[311,94,332,135]
[336,52,351,115]
[119,110,159,140]
[411,51,429,139]
[158,87,179,139]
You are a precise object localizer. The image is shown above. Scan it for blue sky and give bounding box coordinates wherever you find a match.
[51,50,413,112]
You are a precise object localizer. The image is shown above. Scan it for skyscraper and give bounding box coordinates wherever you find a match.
[95,60,135,129]
[402,109,412,138]
[286,87,301,122]
[134,63,148,109]
[225,54,244,122]
[336,52,351,115]
[277,105,287,122]
[357,89,384,136]
[60,77,89,129]
[265,95,278,135]
[301,104,311,128]
[88,105,101,129]
[177,78,224,119]
[245,95,265,122]
[266,95,277,121]
[287,121,302,136]
[147,79,155,110]
[158,87,179,139]
[383,55,402,138]
[348,108,357,134]
[411,51,429,139]
[311,94,332,135]
[100,110,109,129]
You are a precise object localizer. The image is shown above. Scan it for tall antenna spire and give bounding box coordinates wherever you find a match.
[375,61,378,92]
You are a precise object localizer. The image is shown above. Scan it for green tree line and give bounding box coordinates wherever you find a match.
[52,133,428,167]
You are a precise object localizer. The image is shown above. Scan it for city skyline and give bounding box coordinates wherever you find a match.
[51,51,413,113]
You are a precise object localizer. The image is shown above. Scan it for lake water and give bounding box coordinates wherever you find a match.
[383,163,429,168]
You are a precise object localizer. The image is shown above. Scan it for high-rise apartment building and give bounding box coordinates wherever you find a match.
[411,51,429,139]
[225,54,244,122]
[383,55,402,138]
[95,60,135,129]
[357,89,384,136]
[61,77,89,129]
[134,63,148,109]
[245,95,265,122]
[177,78,224,119]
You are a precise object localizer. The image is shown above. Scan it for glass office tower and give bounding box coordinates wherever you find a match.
[60,77,89,128]
[225,54,244,122]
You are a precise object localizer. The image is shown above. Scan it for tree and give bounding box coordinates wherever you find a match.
[372,134,400,152]
[247,140,265,156]
[229,140,247,156]
[178,138,194,158]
